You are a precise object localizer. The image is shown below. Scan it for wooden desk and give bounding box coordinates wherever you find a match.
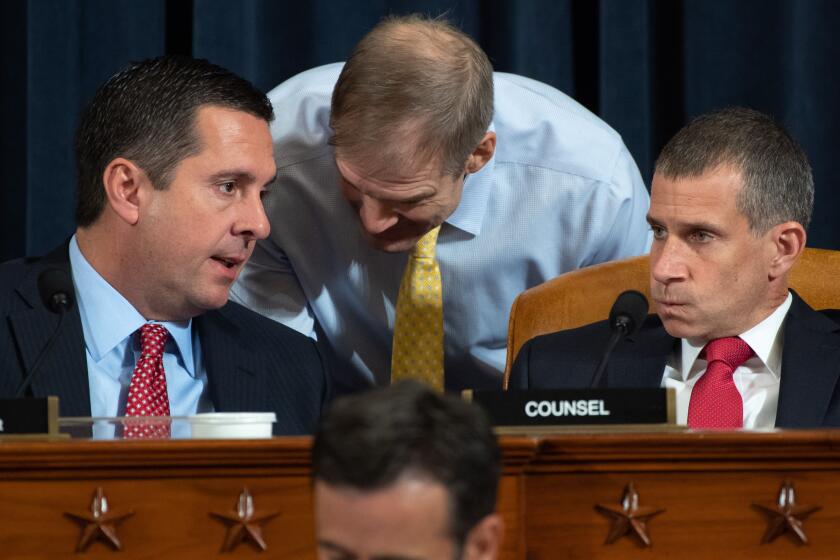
[505,430,840,559]
[2,431,840,558]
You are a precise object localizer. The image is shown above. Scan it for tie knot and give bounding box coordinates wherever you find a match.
[139,323,169,358]
[412,226,441,260]
[702,337,753,369]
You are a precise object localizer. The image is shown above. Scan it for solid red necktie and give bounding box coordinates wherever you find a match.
[124,323,171,438]
[687,337,754,429]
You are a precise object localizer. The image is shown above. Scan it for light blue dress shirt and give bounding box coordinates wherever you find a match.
[69,236,212,417]
[231,63,652,392]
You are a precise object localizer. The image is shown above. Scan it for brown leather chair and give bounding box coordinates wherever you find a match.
[503,248,840,388]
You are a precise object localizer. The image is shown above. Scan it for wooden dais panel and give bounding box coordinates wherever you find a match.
[2,432,840,558]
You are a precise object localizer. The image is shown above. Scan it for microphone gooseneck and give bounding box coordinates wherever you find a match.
[589,290,649,388]
[14,268,75,398]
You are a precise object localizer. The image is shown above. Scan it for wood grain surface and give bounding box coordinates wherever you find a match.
[2,431,840,558]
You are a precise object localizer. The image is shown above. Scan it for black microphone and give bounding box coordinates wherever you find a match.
[14,268,75,398]
[589,290,649,388]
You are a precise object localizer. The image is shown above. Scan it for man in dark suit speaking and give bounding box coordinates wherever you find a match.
[0,56,329,435]
[511,107,840,429]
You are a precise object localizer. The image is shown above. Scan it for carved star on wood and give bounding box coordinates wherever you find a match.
[211,487,280,552]
[752,479,821,544]
[595,482,664,547]
[64,487,134,552]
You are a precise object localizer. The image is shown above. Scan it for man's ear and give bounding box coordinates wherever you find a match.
[462,513,503,560]
[767,220,807,280]
[102,158,148,226]
[465,132,496,175]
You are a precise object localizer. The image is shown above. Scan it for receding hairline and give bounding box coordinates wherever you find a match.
[121,104,230,191]
[652,160,793,236]
[654,158,746,183]
[330,14,494,177]
[652,106,814,232]
[376,18,468,59]
[333,117,451,178]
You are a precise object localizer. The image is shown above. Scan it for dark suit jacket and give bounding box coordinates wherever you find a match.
[509,293,840,428]
[0,245,330,435]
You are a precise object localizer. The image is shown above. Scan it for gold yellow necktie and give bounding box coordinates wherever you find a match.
[390,225,444,391]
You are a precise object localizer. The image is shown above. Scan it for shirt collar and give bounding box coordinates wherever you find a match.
[68,235,196,375]
[679,291,793,381]
[444,122,496,237]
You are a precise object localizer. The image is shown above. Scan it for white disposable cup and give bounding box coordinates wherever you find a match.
[188,412,276,439]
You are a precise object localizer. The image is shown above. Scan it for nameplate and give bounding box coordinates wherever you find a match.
[0,397,59,435]
[468,389,675,426]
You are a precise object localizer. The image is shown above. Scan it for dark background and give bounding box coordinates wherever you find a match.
[2,0,838,261]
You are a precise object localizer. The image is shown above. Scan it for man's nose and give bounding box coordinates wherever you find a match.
[358,196,398,235]
[234,195,271,240]
[650,238,687,285]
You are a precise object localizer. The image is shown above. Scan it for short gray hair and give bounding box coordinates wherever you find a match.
[655,107,813,232]
[330,14,494,178]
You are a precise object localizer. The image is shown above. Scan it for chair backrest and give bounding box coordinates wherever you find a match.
[503,247,840,388]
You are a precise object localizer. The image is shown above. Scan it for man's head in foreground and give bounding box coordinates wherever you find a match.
[330,15,497,252]
[312,381,503,560]
[74,55,276,321]
[647,107,813,342]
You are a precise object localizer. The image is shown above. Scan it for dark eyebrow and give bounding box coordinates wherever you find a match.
[208,169,255,183]
[646,215,723,235]
[208,169,277,188]
[677,221,721,234]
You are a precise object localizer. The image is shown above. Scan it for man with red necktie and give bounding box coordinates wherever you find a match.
[511,107,840,430]
[0,56,330,436]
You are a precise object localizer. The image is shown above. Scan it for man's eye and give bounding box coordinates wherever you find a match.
[650,226,666,239]
[219,182,235,194]
[691,231,713,242]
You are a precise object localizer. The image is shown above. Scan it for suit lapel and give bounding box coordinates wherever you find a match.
[775,294,840,428]
[607,317,676,388]
[196,307,267,412]
[8,246,91,416]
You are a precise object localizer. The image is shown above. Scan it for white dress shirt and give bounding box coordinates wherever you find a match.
[661,292,793,429]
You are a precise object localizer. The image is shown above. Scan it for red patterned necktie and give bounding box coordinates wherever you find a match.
[124,323,171,438]
[687,337,754,429]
